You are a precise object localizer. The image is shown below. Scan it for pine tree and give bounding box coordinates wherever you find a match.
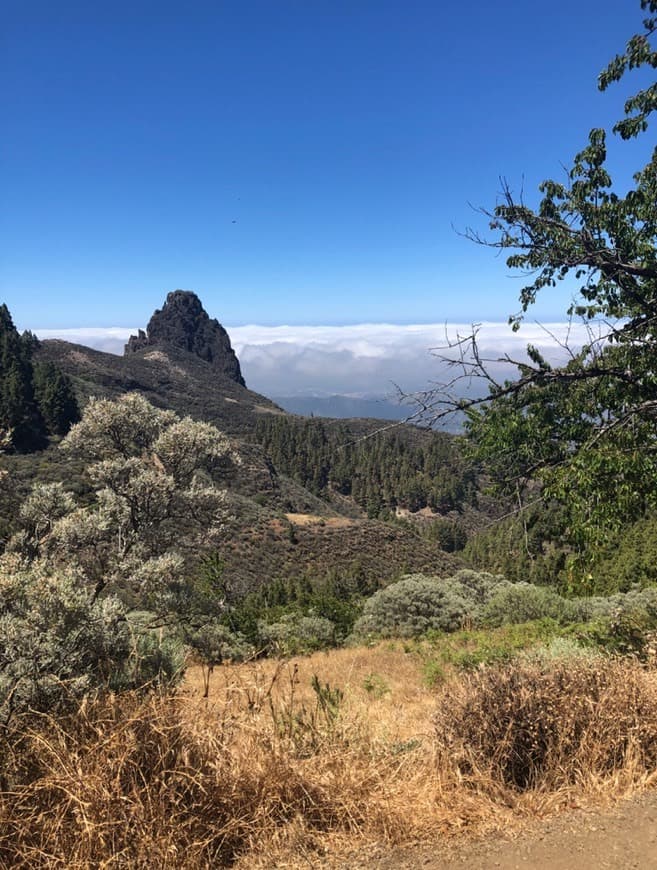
[0,304,79,449]
[0,305,47,451]
[33,361,80,436]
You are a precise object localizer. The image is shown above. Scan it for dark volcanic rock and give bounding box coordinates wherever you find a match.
[125,290,245,386]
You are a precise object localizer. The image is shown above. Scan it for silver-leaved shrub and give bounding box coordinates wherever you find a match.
[0,394,237,720]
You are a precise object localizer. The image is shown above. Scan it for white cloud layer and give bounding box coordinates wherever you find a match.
[230,321,594,397]
[33,321,594,399]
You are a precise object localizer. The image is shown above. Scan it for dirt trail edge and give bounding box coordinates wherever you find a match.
[333,791,657,870]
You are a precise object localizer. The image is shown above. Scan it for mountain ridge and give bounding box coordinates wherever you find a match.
[6,290,474,591]
[36,334,281,438]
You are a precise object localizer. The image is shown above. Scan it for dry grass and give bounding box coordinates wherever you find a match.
[2,645,657,868]
[284,513,355,528]
[434,657,657,791]
[184,643,433,745]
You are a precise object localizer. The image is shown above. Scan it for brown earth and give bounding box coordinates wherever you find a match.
[330,791,657,869]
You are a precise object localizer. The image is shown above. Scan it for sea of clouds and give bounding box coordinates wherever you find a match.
[33,321,593,400]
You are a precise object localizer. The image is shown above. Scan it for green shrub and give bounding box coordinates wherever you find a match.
[446,568,507,607]
[521,636,603,665]
[352,575,472,639]
[577,612,653,659]
[420,619,563,678]
[578,587,657,657]
[482,582,591,627]
[0,565,192,724]
[362,672,390,698]
[185,620,253,665]
[0,563,131,721]
[423,660,447,686]
[588,586,657,622]
[352,569,509,641]
[257,613,336,656]
[129,628,186,687]
[226,570,366,646]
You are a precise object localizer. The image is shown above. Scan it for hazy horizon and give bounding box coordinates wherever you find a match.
[30,319,591,401]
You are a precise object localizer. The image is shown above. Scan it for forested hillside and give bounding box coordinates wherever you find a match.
[0,294,474,603]
[253,415,478,518]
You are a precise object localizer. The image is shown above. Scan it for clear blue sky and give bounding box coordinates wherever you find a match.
[1,0,648,330]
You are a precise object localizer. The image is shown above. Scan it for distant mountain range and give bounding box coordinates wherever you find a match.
[272,393,465,431]
[272,394,415,422]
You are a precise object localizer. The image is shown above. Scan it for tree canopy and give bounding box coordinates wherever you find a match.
[254,415,477,518]
[0,304,79,450]
[422,1,657,574]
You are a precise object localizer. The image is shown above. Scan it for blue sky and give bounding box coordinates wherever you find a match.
[2,0,648,334]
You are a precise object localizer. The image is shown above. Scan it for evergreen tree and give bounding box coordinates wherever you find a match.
[0,304,47,451]
[254,416,476,515]
[33,360,80,436]
[0,304,79,449]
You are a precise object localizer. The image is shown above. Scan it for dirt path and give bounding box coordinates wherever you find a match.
[333,792,657,869]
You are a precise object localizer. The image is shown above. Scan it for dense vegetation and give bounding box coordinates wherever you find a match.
[0,394,237,721]
[254,415,478,517]
[0,305,79,451]
[440,0,657,578]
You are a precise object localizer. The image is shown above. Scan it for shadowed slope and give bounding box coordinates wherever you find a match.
[36,339,283,437]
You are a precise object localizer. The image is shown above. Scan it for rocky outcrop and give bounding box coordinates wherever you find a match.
[125,290,245,386]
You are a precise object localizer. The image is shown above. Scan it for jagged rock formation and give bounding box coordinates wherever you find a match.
[125,290,245,386]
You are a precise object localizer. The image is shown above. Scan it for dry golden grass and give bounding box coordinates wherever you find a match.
[2,645,657,868]
[284,513,355,528]
[184,643,433,746]
[434,657,657,791]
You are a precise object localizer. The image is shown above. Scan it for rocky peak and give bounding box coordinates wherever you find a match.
[125,290,245,386]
